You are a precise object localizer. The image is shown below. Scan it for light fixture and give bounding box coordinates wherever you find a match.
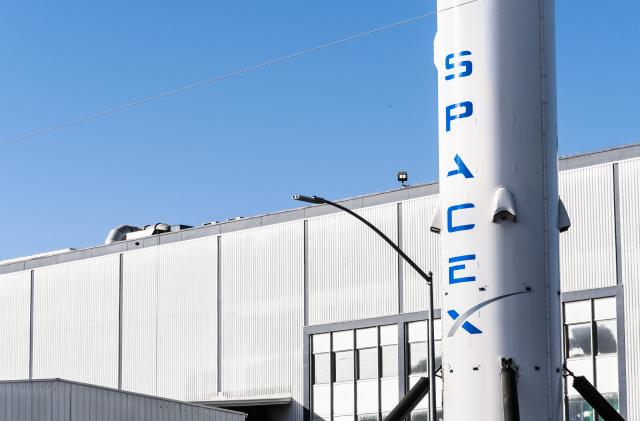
[397,171,408,187]
[292,194,325,204]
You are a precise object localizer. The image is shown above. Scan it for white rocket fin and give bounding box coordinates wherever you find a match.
[430,204,441,234]
[491,186,517,223]
[558,198,571,232]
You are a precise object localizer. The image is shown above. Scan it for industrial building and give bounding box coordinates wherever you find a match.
[0,143,638,421]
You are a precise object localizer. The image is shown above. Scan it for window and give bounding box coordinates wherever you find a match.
[311,325,398,421]
[406,320,442,421]
[564,297,619,421]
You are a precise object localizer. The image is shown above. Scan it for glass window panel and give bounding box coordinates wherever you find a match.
[314,353,331,384]
[594,297,616,320]
[312,384,331,417]
[358,348,378,380]
[408,376,428,410]
[434,319,442,341]
[409,342,428,374]
[566,359,593,397]
[565,300,591,324]
[435,340,442,370]
[357,327,377,349]
[357,379,379,414]
[596,356,619,394]
[410,410,429,421]
[408,321,427,342]
[333,383,355,415]
[566,323,592,358]
[606,396,620,412]
[358,415,378,421]
[381,345,398,378]
[333,330,354,351]
[380,325,398,345]
[380,377,398,412]
[596,320,618,354]
[567,397,594,421]
[313,333,330,354]
[335,350,354,382]
[335,417,354,421]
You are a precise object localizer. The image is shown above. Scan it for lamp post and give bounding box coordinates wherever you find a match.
[293,194,438,421]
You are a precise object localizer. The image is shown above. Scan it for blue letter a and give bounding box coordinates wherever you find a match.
[447,154,474,179]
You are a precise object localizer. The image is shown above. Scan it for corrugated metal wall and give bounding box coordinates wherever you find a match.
[32,255,119,388]
[308,204,398,324]
[122,237,218,401]
[0,271,31,380]
[156,237,218,401]
[559,164,617,292]
[0,380,244,421]
[619,158,640,420]
[122,247,157,396]
[401,195,441,313]
[220,221,304,421]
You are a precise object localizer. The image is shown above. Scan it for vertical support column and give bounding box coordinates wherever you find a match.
[397,203,404,315]
[304,220,310,326]
[613,163,623,286]
[398,321,407,404]
[217,235,222,394]
[28,269,34,380]
[118,253,123,390]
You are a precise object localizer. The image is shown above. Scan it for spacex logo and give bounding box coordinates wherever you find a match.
[446,290,532,337]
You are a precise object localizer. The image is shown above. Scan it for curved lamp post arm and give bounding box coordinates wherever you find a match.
[293,195,433,285]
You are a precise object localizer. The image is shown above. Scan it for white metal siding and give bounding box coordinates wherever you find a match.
[559,164,616,292]
[0,271,31,380]
[156,237,217,401]
[619,158,640,420]
[122,247,157,396]
[0,380,244,421]
[32,255,119,387]
[220,221,304,421]
[308,203,398,324]
[122,237,218,401]
[401,195,442,313]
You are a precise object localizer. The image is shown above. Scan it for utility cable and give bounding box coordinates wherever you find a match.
[0,0,479,147]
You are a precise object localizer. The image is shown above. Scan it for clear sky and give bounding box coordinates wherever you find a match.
[1,1,638,260]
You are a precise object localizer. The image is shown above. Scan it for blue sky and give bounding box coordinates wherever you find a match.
[1,1,638,260]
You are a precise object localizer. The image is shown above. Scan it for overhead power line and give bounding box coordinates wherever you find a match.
[0,0,479,147]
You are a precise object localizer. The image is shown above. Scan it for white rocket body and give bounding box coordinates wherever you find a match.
[434,0,561,419]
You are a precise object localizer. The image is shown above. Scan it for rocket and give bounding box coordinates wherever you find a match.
[433,0,565,419]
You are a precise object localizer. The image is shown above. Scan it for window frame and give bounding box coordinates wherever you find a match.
[561,286,626,421]
[304,310,441,421]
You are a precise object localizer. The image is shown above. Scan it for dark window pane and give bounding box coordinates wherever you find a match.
[358,348,378,380]
[335,350,354,382]
[381,345,398,378]
[409,342,427,374]
[566,323,592,358]
[314,353,331,384]
[567,398,594,421]
[411,410,429,421]
[596,320,617,354]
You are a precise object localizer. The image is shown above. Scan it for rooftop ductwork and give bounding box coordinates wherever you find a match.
[104,223,193,245]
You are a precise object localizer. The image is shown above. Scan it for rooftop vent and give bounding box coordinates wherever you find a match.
[104,223,193,245]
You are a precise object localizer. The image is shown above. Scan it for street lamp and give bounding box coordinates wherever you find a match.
[293,194,438,421]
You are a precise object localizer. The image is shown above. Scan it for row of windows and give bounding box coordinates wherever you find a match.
[564,297,620,421]
[311,321,442,421]
[310,296,620,421]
